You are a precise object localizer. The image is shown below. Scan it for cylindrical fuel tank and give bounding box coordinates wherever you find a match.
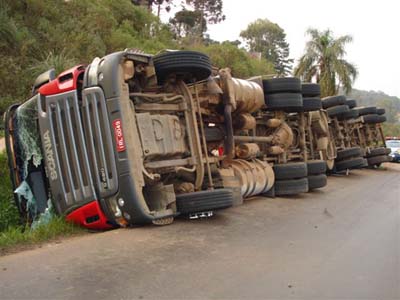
[233,113,256,130]
[224,159,275,198]
[231,78,265,113]
[235,143,260,159]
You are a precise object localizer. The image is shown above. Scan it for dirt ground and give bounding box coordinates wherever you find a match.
[0,163,399,299]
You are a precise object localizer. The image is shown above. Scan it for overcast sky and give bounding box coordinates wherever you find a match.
[163,0,400,97]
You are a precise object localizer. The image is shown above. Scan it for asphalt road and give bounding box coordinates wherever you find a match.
[1,163,399,300]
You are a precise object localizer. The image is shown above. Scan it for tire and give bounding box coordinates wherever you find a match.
[360,158,369,168]
[176,188,233,214]
[303,97,322,111]
[262,77,301,94]
[275,178,309,196]
[354,106,377,116]
[376,108,386,115]
[337,109,359,120]
[308,174,327,190]
[335,157,365,171]
[153,50,212,84]
[273,162,308,180]
[326,104,349,118]
[367,155,392,166]
[346,99,357,109]
[265,93,303,112]
[362,114,386,124]
[336,147,362,161]
[366,147,391,157]
[301,83,320,97]
[322,95,346,109]
[307,160,327,175]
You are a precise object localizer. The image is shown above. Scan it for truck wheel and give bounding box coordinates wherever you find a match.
[274,178,309,196]
[176,188,234,215]
[366,147,391,157]
[345,99,357,109]
[326,104,349,118]
[262,77,301,94]
[322,95,346,109]
[265,93,303,112]
[335,157,365,171]
[301,83,320,97]
[308,174,327,190]
[362,114,386,124]
[153,50,212,84]
[337,109,359,120]
[376,108,386,115]
[303,97,322,111]
[336,147,362,161]
[307,160,327,175]
[367,155,392,166]
[273,162,307,180]
[354,106,377,116]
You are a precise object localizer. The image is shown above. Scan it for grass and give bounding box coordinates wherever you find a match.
[0,217,85,252]
[0,151,20,231]
[0,151,86,254]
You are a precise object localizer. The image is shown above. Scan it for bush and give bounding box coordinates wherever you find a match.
[382,123,400,137]
[0,151,20,232]
[0,216,84,252]
[194,42,275,78]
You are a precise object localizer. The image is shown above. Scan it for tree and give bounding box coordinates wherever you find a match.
[294,28,358,97]
[240,18,293,76]
[170,9,206,39]
[131,0,173,17]
[184,0,225,35]
[196,41,275,78]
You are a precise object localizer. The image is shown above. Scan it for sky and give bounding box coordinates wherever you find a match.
[162,0,400,97]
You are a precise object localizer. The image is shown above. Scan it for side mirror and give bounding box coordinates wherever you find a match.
[31,68,56,95]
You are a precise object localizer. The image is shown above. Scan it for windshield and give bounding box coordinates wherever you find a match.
[386,140,400,148]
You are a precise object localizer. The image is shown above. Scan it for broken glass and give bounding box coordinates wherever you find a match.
[15,97,43,178]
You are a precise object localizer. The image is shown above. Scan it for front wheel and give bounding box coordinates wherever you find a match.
[176,188,234,215]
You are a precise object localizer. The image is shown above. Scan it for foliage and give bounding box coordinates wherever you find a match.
[30,50,78,77]
[0,216,85,252]
[131,0,173,16]
[0,0,175,116]
[170,9,206,41]
[294,28,358,97]
[240,19,293,76]
[382,123,400,137]
[194,42,275,78]
[0,152,20,232]
[185,0,225,28]
[348,89,400,124]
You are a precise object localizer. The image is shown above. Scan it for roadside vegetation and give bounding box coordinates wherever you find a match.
[0,217,84,254]
[0,151,84,253]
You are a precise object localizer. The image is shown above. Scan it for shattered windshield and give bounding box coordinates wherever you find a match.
[13,96,53,222]
[15,97,43,177]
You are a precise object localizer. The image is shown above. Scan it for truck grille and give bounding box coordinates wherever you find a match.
[38,88,117,212]
[81,87,118,198]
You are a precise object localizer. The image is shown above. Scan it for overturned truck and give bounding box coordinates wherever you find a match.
[5,49,328,229]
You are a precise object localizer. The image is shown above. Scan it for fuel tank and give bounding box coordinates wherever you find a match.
[231,78,265,113]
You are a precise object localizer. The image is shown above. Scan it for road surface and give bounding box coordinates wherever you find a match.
[0,163,399,299]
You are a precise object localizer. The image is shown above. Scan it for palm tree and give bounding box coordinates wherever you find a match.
[294,29,358,97]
